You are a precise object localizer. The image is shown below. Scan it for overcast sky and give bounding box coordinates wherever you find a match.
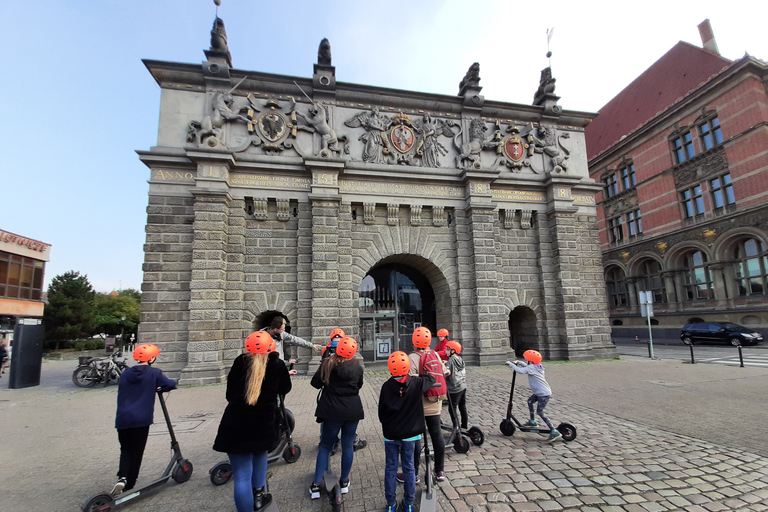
[2,0,766,293]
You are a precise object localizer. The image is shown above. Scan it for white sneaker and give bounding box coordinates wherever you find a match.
[111,478,126,496]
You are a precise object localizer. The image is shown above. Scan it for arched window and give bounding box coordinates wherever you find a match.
[605,267,628,307]
[682,250,712,300]
[637,259,666,303]
[733,239,768,296]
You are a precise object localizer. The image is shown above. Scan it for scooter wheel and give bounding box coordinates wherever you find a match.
[468,427,485,446]
[453,436,470,453]
[82,493,112,512]
[172,459,194,483]
[209,461,232,485]
[500,419,516,436]
[557,422,577,442]
[283,443,302,463]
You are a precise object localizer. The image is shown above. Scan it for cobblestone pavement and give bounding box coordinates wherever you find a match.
[1,356,768,511]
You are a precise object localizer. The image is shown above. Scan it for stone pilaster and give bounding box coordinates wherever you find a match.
[461,169,506,365]
[179,153,235,385]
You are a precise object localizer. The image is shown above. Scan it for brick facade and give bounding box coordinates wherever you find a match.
[588,41,768,332]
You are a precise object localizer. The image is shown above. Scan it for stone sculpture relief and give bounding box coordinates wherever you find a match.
[527,125,571,174]
[344,108,392,164]
[295,101,349,158]
[453,118,499,169]
[186,80,251,149]
[533,67,556,106]
[415,114,454,168]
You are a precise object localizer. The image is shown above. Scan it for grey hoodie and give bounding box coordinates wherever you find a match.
[511,362,551,396]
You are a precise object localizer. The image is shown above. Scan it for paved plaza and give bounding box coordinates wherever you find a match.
[2,355,768,511]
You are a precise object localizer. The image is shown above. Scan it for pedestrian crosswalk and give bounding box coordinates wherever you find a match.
[699,354,768,368]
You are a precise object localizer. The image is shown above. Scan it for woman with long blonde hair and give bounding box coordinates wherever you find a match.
[213,331,292,512]
[309,337,364,500]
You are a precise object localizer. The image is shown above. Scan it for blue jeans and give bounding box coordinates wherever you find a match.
[385,440,415,506]
[228,451,268,512]
[313,419,359,485]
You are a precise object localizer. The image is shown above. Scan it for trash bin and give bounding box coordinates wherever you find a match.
[9,318,44,389]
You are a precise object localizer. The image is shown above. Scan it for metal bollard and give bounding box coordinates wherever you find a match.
[688,343,695,364]
[738,344,744,367]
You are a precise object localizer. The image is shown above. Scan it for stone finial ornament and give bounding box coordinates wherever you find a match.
[533,67,556,106]
[458,62,481,95]
[207,17,233,67]
[210,17,229,53]
[318,38,332,66]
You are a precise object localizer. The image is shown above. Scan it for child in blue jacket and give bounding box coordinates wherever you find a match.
[112,344,177,495]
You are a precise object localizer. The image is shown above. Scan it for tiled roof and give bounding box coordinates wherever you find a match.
[586,41,731,162]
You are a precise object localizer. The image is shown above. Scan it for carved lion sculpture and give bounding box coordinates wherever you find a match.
[454,118,491,169]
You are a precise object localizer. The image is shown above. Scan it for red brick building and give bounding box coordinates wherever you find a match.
[586,21,768,335]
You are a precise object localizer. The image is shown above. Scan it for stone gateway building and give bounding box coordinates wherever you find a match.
[137,21,616,384]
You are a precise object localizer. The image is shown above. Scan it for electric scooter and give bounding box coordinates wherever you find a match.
[499,368,577,441]
[209,393,301,485]
[81,390,193,512]
[441,391,484,453]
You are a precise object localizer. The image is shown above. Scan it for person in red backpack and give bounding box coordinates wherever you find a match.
[434,328,451,362]
[397,326,449,483]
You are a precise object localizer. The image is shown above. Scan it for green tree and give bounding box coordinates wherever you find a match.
[93,292,141,345]
[43,271,97,350]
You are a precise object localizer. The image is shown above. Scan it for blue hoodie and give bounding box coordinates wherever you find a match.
[115,365,177,430]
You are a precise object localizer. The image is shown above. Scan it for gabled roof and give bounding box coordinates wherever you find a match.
[586,41,732,162]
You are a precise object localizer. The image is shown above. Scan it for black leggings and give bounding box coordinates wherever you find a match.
[414,414,445,473]
[117,426,150,490]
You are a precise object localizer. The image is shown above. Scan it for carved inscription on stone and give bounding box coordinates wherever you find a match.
[491,189,546,202]
[339,181,464,198]
[230,174,311,190]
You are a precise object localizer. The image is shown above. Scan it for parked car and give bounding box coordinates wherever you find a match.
[680,322,764,346]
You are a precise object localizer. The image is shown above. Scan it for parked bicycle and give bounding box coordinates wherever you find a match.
[72,351,129,388]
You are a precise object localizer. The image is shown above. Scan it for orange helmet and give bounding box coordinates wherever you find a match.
[245,332,272,354]
[388,351,410,376]
[523,350,543,365]
[336,337,358,359]
[446,340,462,354]
[133,344,159,362]
[269,340,277,352]
[437,328,449,338]
[412,327,432,349]
[330,328,345,340]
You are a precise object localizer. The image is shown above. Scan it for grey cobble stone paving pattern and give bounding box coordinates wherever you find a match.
[1,358,768,511]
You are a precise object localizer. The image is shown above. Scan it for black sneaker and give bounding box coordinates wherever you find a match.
[353,439,368,451]
[339,479,349,495]
[110,478,126,496]
[401,503,415,512]
[309,483,321,499]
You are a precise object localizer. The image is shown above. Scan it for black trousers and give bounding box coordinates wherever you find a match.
[117,426,150,490]
[414,414,445,473]
[448,389,468,429]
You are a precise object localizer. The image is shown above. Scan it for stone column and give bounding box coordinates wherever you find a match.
[661,271,678,310]
[708,264,728,306]
[626,278,639,310]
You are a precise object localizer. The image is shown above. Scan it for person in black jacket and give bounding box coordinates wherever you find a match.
[111,344,177,496]
[379,351,435,512]
[213,331,292,512]
[309,337,364,499]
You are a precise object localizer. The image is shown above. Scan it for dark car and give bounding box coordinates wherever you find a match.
[680,322,764,346]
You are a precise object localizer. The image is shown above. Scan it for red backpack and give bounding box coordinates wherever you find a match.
[419,350,447,399]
